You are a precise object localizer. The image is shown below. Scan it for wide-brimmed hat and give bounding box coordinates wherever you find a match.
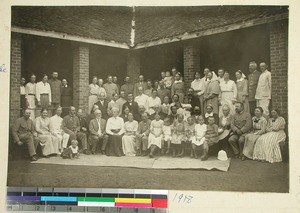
[217,150,228,161]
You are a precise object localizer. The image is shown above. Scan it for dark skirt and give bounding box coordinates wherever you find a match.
[106,135,124,157]
[61,96,72,117]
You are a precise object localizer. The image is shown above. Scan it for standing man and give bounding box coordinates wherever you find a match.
[20,77,27,115]
[191,71,205,115]
[61,79,72,117]
[217,68,225,83]
[113,76,120,92]
[255,62,271,116]
[103,75,119,101]
[25,74,37,120]
[36,74,52,113]
[50,106,70,152]
[134,75,147,97]
[12,109,39,161]
[120,76,134,98]
[62,106,89,154]
[48,72,62,111]
[94,92,109,120]
[228,102,252,159]
[89,109,108,154]
[248,61,261,116]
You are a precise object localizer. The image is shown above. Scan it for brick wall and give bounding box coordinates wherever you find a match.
[183,43,200,91]
[73,43,89,114]
[270,20,288,118]
[127,50,141,83]
[10,33,22,124]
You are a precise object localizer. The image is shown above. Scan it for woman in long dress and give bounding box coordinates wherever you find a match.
[122,113,138,156]
[235,70,250,114]
[253,109,286,163]
[171,73,185,103]
[242,107,267,160]
[218,72,237,116]
[148,113,164,158]
[204,71,220,115]
[35,108,60,157]
[106,107,125,157]
[88,76,100,113]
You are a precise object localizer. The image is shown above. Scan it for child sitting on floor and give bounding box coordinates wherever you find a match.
[191,115,207,159]
[61,140,80,159]
[200,116,219,161]
[183,116,195,157]
[161,118,172,155]
[171,114,186,157]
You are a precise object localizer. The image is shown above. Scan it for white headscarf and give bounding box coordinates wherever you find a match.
[207,71,218,82]
[236,70,246,82]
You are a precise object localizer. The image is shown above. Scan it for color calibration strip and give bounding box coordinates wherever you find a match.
[7,187,168,212]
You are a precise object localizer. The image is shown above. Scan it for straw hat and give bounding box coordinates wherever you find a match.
[217,150,228,161]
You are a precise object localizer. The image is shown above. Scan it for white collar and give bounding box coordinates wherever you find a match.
[205,112,213,118]
[174,80,182,83]
[236,78,244,82]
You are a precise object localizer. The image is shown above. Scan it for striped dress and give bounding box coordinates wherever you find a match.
[253,117,286,163]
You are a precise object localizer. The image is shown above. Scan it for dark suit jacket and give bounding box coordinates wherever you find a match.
[89,118,106,136]
[122,101,139,119]
[94,100,109,119]
[204,113,219,125]
[79,117,88,132]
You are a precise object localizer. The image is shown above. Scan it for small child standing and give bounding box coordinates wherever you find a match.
[191,115,207,159]
[200,116,219,161]
[148,113,164,158]
[182,116,195,157]
[161,118,172,154]
[61,140,80,159]
[171,114,186,157]
[164,71,173,89]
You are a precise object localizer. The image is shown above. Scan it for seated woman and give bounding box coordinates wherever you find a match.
[241,107,267,161]
[148,113,164,158]
[218,104,234,156]
[35,108,60,157]
[253,109,286,163]
[106,107,125,157]
[122,113,138,156]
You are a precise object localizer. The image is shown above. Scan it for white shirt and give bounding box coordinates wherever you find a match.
[50,114,63,134]
[96,118,102,135]
[145,96,161,115]
[191,78,205,95]
[194,124,207,139]
[36,81,52,102]
[255,70,271,100]
[25,82,36,97]
[106,116,125,135]
[134,94,148,107]
[20,86,26,95]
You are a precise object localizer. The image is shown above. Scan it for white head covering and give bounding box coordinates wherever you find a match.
[236,70,246,82]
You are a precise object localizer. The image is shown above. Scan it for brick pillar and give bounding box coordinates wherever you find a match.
[183,43,200,91]
[73,43,89,114]
[270,20,288,118]
[10,33,22,124]
[127,50,141,83]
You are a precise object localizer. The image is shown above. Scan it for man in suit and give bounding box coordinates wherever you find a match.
[94,92,109,120]
[77,109,89,135]
[62,106,89,154]
[122,93,139,120]
[133,75,147,97]
[89,109,108,154]
[248,61,261,116]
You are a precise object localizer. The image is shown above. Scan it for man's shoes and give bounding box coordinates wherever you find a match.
[31,156,38,161]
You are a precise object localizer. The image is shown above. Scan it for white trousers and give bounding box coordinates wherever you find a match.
[56,133,70,149]
[256,99,270,116]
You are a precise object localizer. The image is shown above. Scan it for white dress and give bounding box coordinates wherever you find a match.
[219,80,237,116]
[148,120,163,148]
[191,124,207,146]
[162,125,172,141]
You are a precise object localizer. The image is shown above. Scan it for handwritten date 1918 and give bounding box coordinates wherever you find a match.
[172,193,193,204]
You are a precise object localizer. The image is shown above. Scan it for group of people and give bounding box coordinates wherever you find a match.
[13,62,286,163]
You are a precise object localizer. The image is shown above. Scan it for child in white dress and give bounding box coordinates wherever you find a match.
[162,118,172,154]
[191,115,207,159]
[148,113,164,158]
